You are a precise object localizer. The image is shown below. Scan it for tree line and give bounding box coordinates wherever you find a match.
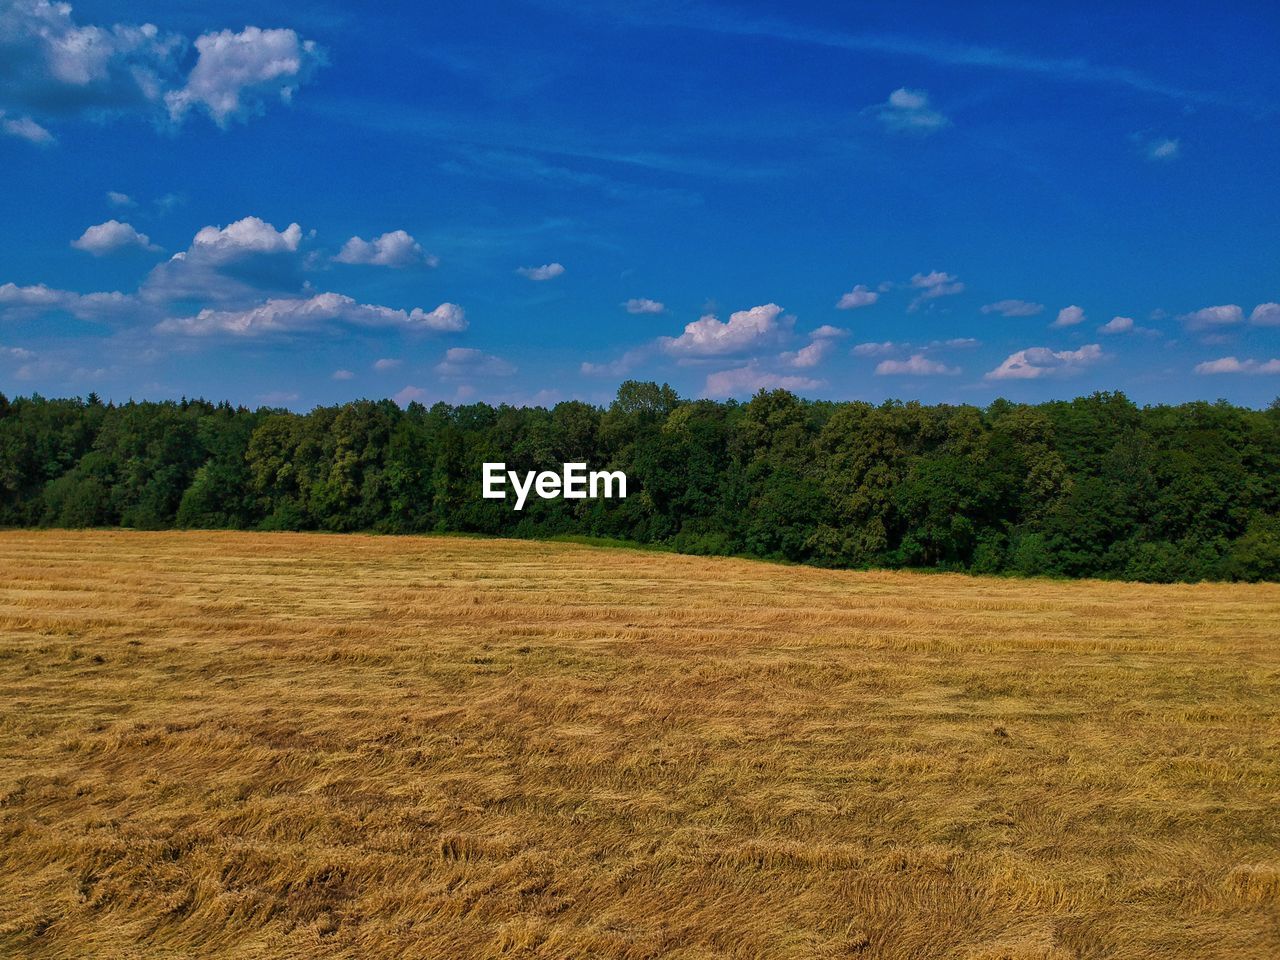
[2,382,1279,582]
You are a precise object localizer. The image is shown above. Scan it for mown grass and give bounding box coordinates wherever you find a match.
[0,529,1277,959]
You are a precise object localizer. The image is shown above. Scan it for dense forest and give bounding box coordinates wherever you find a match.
[2,383,1279,582]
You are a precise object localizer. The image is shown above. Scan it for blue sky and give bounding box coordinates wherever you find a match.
[1,0,1278,408]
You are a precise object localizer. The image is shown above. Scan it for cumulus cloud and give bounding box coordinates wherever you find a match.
[985,344,1105,380]
[1051,305,1086,328]
[811,324,847,339]
[875,354,959,376]
[1181,304,1243,330]
[908,270,964,310]
[372,358,401,371]
[435,347,515,378]
[1147,138,1180,161]
[779,339,834,369]
[0,1,183,119]
[981,299,1044,318]
[71,220,159,255]
[1098,315,1134,334]
[164,27,323,126]
[836,284,878,310]
[581,346,651,378]
[517,262,565,281]
[335,230,436,268]
[0,110,54,144]
[418,302,467,331]
[876,87,948,133]
[1249,302,1280,326]
[703,363,823,398]
[660,303,791,358]
[1,344,35,360]
[188,216,302,262]
[106,190,135,207]
[393,385,430,406]
[623,297,665,314]
[155,292,466,337]
[331,368,354,380]
[0,3,322,134]
[138,216,307,304]
[1193,356,1280,375]
[0,281,131,320]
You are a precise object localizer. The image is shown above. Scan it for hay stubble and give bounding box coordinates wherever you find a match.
[0,530,1277,958]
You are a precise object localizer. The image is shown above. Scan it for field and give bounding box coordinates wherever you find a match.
[1,531,1278,959]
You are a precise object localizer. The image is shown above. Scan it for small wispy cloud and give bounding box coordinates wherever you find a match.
[517,262,565,281]
[1098,316,1133,334]
[836,284,878,310]
[875,354,959,376]
[982,299,1043,318]
[623,297,665,314]
[1194,356,1280,375]
[435,347,516,378]
[908,270,964,310]
[1051,305,1086,328]
[876,88,949,133]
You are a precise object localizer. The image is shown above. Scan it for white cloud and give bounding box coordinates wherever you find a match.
[335,230,436,268]
[624,297,665,314]
[517,262,565,281]
[1182,304,1244,330]
[874,354,959,376]
[138,216,306,304]
[1,344,35,360]
[189,216,302,262]
[1249,302,1280,326]
[985,343,1105,380]
[810,324,847,339]
[373,358,401,371]
[165,27,323,126]
[1194,356,1280,375]
[0,4,320,134]
[435,347,515,378]
[0,281,131,320]
[1051,305,1086,327]
[331,368,354,380]
[852,340,899,357]
[780,338,834,369]
[836,284,878,309]
[908,270,964,310]
[155,292,466,337]
[71,219,159,255]
[981,299,1044,318]
[660,303,791,357]
[106,190,135,207]
[702,362,823,398]
[418,302,467,331]
[0,2,183,120]
[1147,138,1180,161]
[581,346,650,378]
[1099,315,1134,334]
[877,87,948,133]
[0,111,54,144]
[393,385,430,406]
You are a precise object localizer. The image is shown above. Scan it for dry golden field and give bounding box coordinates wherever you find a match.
[1,530,1278,960]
